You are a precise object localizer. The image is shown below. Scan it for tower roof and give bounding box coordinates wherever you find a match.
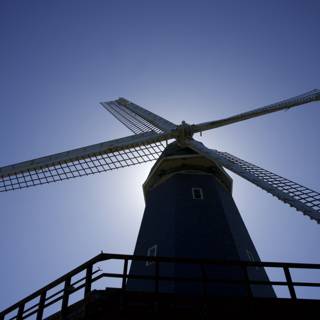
[143,142,233,198]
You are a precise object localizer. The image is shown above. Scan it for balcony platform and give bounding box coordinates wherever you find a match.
[1,253,320,320]
[47,288,320,319]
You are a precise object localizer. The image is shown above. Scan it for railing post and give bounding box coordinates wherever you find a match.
[0,312,4,320]
[36,291,46,320]
[283,267,297,299]
[155,260,159,295]
[17,303,25,320]
[242,264,253,298]
[200,264,208,299]
[153,259,160,313]
[122,258,128,290]
[83,265,93,320]
[61,276,71,318]
[121,258,129,311]
[84,265,93,297]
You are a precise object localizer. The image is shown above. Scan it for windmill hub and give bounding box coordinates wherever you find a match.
[174,120,194,144]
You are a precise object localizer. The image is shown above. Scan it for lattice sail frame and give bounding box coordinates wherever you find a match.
[0,134,166,192]
[1,95,178,192]
[101,98,177,134]
[101,101,163,134]
[193,89,320,133]
[186,140,320,223]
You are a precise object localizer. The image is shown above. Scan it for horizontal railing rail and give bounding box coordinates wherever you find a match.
[1,253,320,320]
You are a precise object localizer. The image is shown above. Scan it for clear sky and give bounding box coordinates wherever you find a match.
[1,0,320,309]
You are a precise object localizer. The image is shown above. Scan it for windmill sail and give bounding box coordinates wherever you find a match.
[1,91,319,224]
[193,89,320,133]
[0,132,167,192]
[186,139,320,224]
[101,98,177,134]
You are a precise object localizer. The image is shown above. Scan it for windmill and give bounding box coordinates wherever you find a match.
[1,89,320,299]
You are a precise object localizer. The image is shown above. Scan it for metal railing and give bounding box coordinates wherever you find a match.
[1,253,320,320]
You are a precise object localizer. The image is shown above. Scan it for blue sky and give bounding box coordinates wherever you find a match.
[1,0,320,308]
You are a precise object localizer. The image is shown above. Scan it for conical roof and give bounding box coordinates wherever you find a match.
[143,141,233,198]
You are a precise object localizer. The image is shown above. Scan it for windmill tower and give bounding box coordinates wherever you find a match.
[1,90,320,317]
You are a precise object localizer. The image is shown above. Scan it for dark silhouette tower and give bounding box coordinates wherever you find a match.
[128,142,274,297]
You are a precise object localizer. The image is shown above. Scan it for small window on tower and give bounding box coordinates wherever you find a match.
[246,249,255,262]
[246,249,259,270]
[146,244,158,266]
[192,187,203,200]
